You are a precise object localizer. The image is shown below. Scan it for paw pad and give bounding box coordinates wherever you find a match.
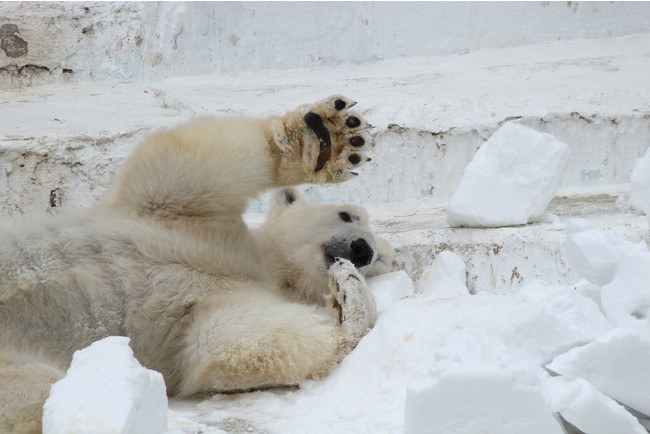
[299,95,374,183]
[349,136,365,147]
[346,117,361,128]
[334,99,347,111]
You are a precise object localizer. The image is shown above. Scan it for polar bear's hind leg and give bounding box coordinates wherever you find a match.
[176,258,377,397]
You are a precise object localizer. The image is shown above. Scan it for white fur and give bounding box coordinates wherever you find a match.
[0,95,392,433]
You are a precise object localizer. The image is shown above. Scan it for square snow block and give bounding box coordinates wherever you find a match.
[43,336,168,434]
[446,122,570,227]
[499,290,610,365]
[545,377,647,434]
[547,329,650,417]
[405,362,562,434]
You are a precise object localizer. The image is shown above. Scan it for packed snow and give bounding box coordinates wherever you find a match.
[446,122,570,227]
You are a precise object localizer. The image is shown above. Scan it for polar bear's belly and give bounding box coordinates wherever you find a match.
[0,223,133,366]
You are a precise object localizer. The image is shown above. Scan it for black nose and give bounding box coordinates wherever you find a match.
[350,238,373,268]
[324,238,375,269]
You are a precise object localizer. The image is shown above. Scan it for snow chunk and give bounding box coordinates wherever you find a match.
[405,361,561,434]
[367,270,415,314]
[567,220,650,329]
[566,218,626,286]
[629,147,650,218]
[545,376,647,434]
[499,289,611,365]
[547,329,650,417]
[416,251,469,298]
[405,327,562,434]
[43,336,168,434]
[446,122,570,227]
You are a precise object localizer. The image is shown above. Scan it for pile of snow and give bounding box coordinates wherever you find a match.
[547,329,650,418]
[446,122,570,227]
[164,219,650,433]
[545,376,648,434]
[566,218,650,330]
[401,220,650,434]
[43,336,168,434]
[44,223,650,433]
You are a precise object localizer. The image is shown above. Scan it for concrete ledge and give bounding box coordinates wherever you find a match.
[2,33,649,215]
[368,186,648,295]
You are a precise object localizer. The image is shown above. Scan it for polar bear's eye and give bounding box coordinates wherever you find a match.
[339,211,353,223]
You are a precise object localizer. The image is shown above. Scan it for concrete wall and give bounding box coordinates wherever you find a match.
[2,1,650,87]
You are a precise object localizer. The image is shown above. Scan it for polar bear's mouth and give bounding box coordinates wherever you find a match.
[324,238,374,270]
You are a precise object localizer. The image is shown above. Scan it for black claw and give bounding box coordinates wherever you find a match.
[348,154,361,165]
[349,136,365,147]
[334,99,346,111]
[346,117,361,128]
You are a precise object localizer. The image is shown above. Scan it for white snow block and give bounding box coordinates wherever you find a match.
[500,289,611,364]
[629,147,650,217]
[446,122,570,227]
[416,251,469,298]
[545,376,647,434]
[547,329,650,417]
[567,219,650,329]
[405,362,562,434]
[367,270,415,314]
[43,336,168,434]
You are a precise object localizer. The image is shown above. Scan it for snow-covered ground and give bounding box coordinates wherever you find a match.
[3,2,650,432]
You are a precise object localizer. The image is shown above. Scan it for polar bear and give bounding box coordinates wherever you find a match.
[0,95,393,433]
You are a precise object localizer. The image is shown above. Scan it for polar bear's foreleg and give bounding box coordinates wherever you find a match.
[326,258,377,355]
[101,95,374,220]
[263,94,374,186]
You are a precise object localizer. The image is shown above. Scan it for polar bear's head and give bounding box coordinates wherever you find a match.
[257,188,393,303]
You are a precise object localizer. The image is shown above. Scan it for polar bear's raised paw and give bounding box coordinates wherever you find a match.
[271,95,374,185]
[327,258,377,351]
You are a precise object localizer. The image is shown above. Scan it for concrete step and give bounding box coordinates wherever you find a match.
[367,185,648,295]
[2,34,649,216]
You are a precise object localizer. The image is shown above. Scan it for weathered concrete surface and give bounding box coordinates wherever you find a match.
[2,33,649,215]
[366,186,649,295]
[2,2,650,87]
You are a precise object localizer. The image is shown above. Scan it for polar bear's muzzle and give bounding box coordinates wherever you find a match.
[323,237,374,270]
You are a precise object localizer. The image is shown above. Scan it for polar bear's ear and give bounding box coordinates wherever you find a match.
[269,187,305,212]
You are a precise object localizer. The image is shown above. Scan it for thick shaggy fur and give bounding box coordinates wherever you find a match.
[0,95,392,433]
